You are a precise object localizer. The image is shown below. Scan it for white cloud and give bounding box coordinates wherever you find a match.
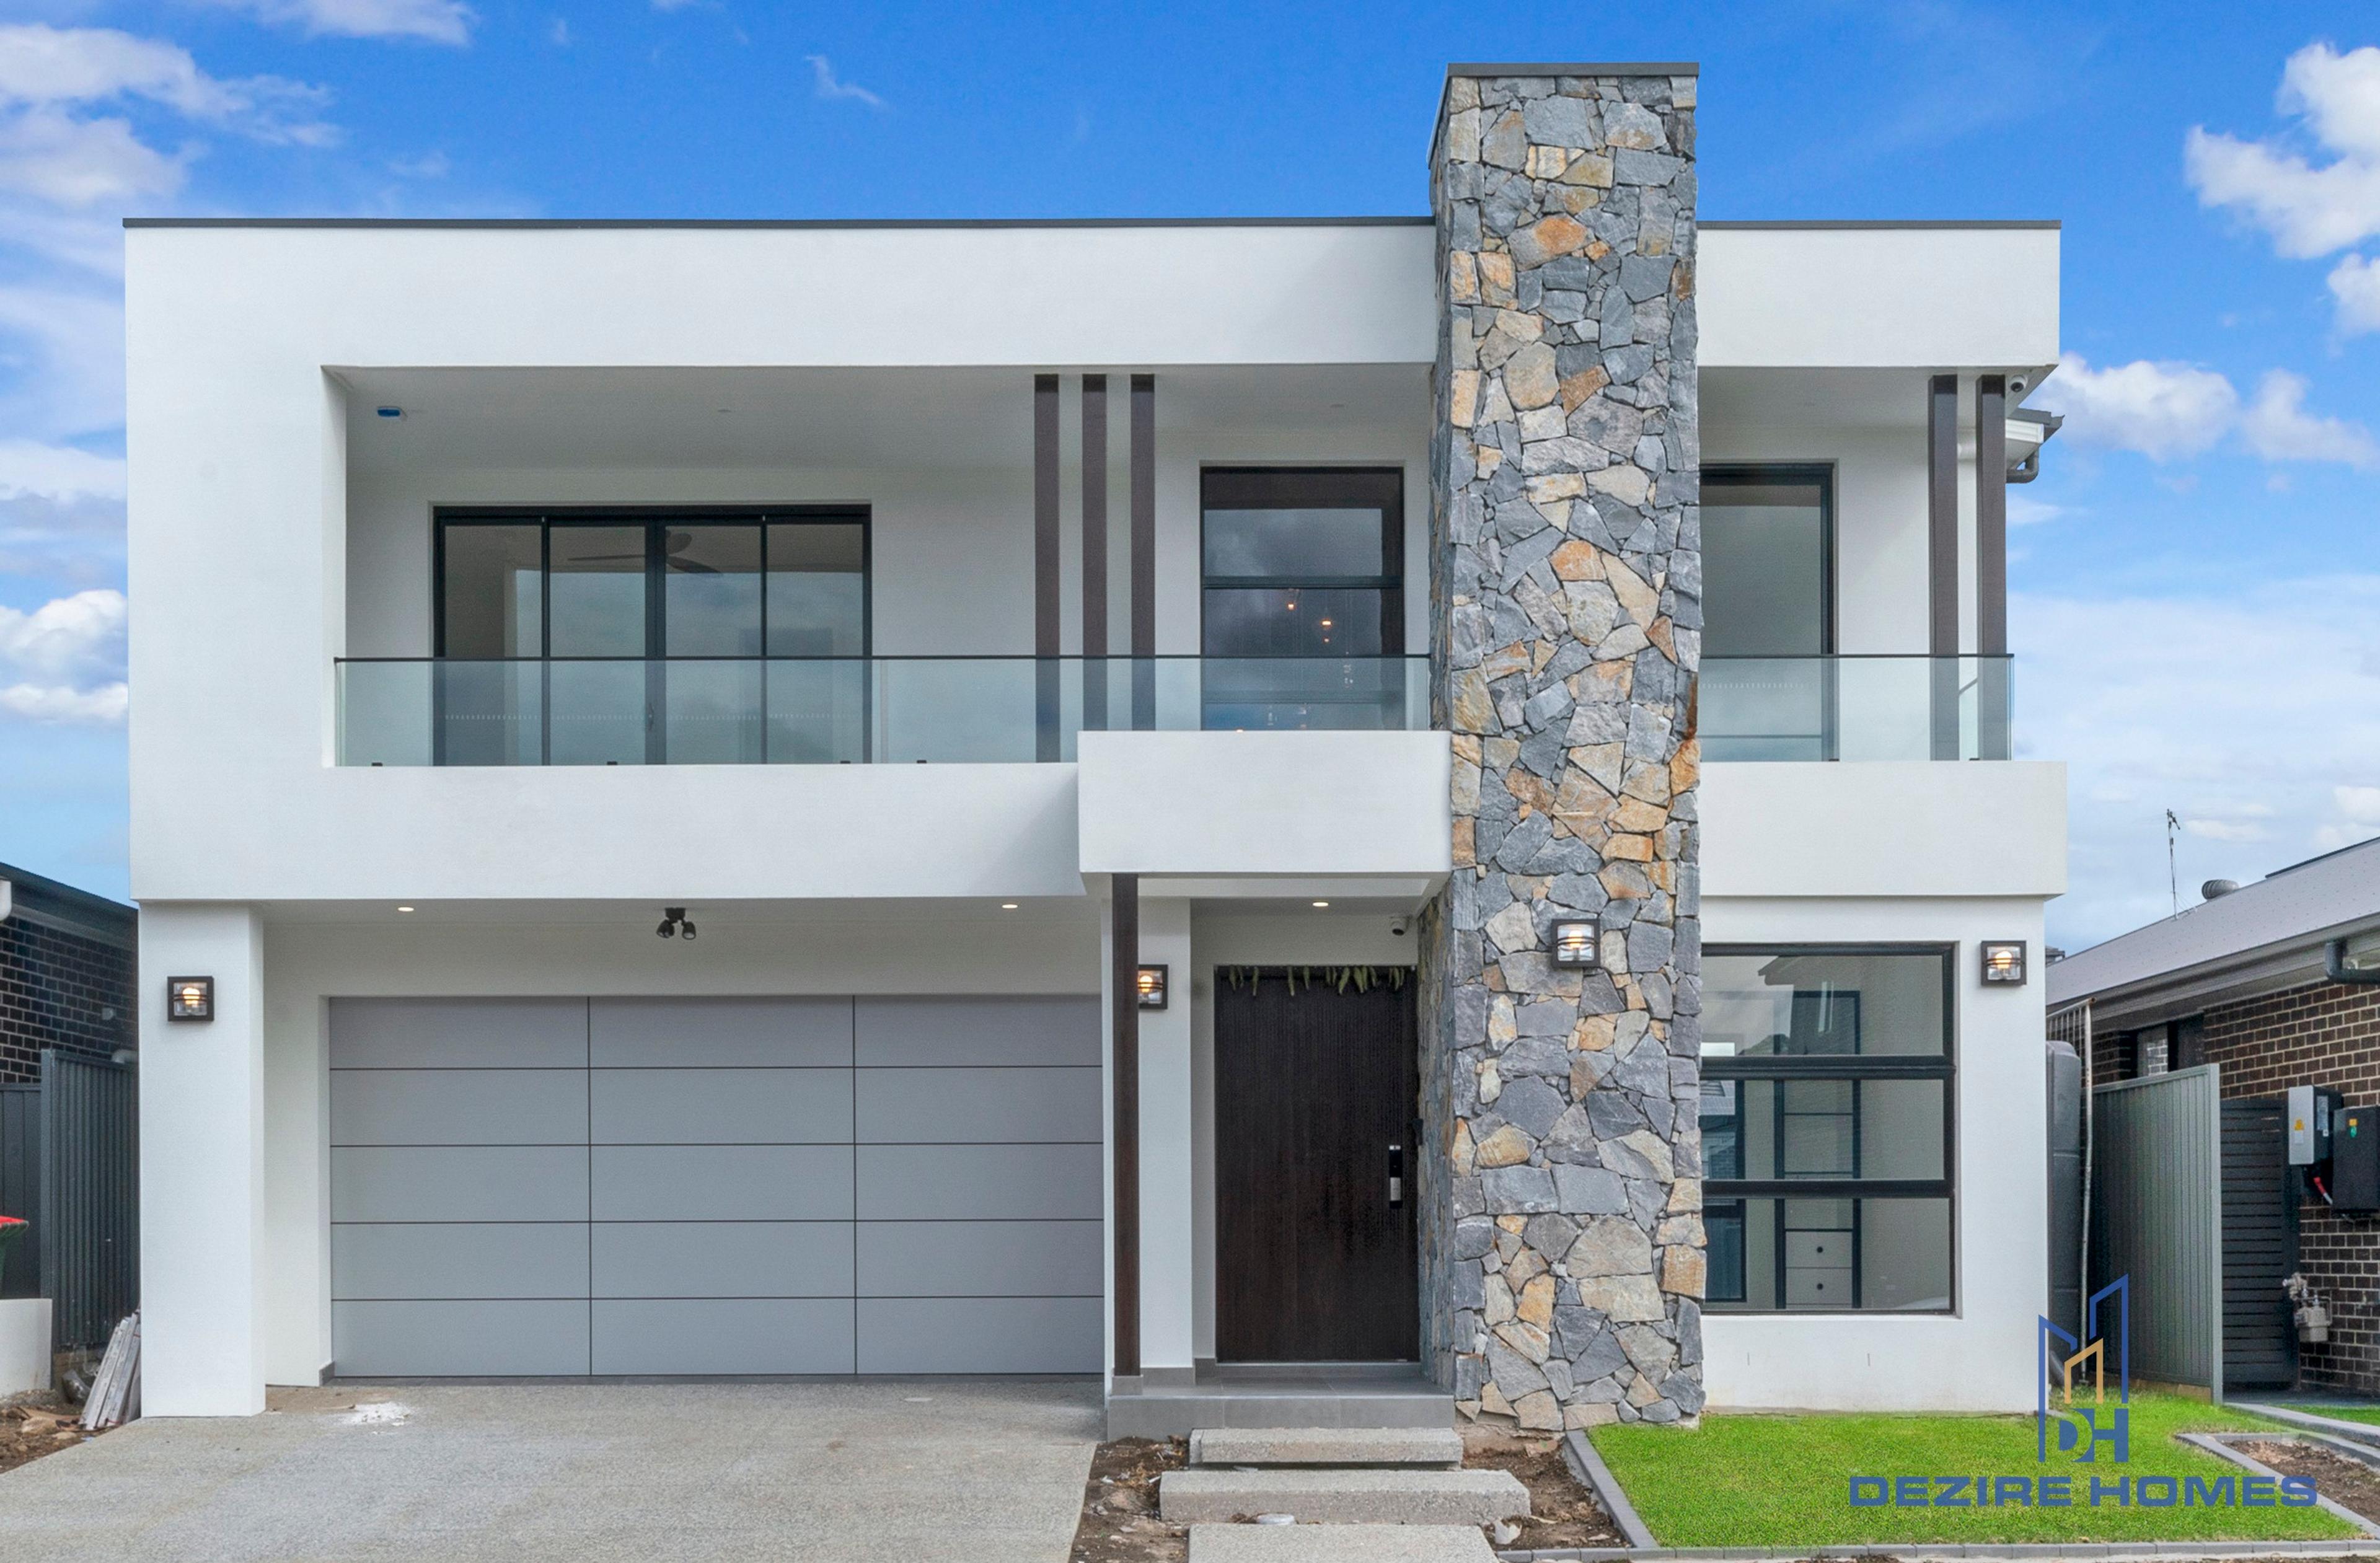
[0,680,124,723]
[0,586,124,677]
[0,284,125,440]
[0,25,333,143]
[2036,351,2378,470]
[0,109,183,205]
[0,440,123,502]
[2241,369,2380,466]
[2330,253,2380,335]
[805,55,883,109]
[2007,493,2065,527]
[2017,575,2380,948]
[2034,352,2237,460]
[2186,42,2380,259]
[196,0,474,46]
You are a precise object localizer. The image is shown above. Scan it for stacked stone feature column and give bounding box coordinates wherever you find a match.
[1419,66,1703,1430]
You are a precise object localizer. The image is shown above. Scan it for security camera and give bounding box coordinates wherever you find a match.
[1390,917,1412,937]
[2009,374,2029,394]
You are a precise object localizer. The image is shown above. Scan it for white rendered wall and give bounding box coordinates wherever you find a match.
[257,905,1098,1387]
[1139,899,1196,1370]
[141,904,267,1416]
[1699,894,2052,1412]
[1699,226,2060,370]
[1701,761,2067,900]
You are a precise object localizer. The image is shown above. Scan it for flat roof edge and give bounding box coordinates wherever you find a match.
[122,215,1437,231]
[1703,219,2060,231]
[1445,61,1700,76]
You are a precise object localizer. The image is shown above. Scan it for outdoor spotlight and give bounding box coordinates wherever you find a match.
[1981,941,2027,985]
[1135,964,1169,1010]
[1551,920,1598,969]
[2329,931,2380,986]
[167,975,215,1022]
[656,906,692,940]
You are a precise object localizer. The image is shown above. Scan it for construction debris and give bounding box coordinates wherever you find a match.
[79,1313,139,1432]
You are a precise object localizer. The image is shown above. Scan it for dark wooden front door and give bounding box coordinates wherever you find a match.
[1215,969,1419,1362]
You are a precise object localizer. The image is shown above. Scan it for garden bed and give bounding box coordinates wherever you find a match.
[0,1393,95,1476]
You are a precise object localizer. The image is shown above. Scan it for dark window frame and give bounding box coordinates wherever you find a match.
[1701,941,1958,1316]
[432,506,872,661]
[1702,464,1837,658]
[1197,467,1406,656]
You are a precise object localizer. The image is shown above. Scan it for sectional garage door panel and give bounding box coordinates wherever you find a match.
[858,1299,1103,1373]
[335,1300,593,1377]
[857,1220,1101,1298]
[591,1068,853,1146]
[333,1146,590,1224]
[333,1070,590,1147]
[858,1145,1104,1221]
[591,998,854,1067]
[591,1145,855,1222]
[330,998,589,1070]
[855,996,1101,1067]
[594,1300,857,1375]
[591,1223,854,1300]
[333,1223,590,1302]
[328,994,1101,1378]
[856,1067,1100,1144]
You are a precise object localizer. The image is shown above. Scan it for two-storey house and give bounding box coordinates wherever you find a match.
[125,61,2066,1431]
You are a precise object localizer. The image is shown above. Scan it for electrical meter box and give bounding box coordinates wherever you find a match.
[2335,1104,2380,1211]
[2288,1084,2338,1165]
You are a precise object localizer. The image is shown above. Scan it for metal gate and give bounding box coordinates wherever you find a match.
[2219,1096,2298,1391]
[2090,1064,2223,1398]
[0,1052,138,1350]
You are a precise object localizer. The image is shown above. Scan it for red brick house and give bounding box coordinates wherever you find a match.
[2048,838,2380,1394]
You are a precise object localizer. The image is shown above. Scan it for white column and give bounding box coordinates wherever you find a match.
[139,904,267,1416]
[1139,897,1194,1370]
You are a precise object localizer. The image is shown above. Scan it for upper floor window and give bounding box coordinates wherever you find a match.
[1700,946,1955,1314]
[1201,468,1404,658]
[436,511,868,661]
[1703,466,1833,658]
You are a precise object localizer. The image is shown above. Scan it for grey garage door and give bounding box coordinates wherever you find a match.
[329,995,1102,1376]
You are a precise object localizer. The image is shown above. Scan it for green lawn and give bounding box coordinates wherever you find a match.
[2298,1402,2380,1427]
[1590,1393,2359,1546]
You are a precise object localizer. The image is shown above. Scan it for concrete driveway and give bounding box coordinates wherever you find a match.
[0,1378,1101,1561]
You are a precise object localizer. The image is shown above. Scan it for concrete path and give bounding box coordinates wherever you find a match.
[0,1378,1101,1562]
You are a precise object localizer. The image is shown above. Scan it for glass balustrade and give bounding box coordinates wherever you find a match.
[336,655,1435,766]
[1698,655,2013,762]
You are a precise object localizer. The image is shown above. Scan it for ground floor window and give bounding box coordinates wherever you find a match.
[1699,946,1955,1312]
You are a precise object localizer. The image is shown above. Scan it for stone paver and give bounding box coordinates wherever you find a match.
[1189,1521,1496,1561]
[1190,1426,1465,1467]
[1161,1467,1530,1525]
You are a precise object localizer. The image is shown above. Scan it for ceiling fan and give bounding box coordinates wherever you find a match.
[565,530,721,574]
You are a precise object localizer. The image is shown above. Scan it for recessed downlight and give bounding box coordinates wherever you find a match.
[1312,900,1331,909]
[396,905,415,913]
[1000,902,1020,910]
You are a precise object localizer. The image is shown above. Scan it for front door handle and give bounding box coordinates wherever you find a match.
[1388,1142,1404,1208]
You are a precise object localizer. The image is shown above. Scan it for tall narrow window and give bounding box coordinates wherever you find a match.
[1699,467,1835,760]
[1199,467,1404,729]
[1700,947,1955,1313]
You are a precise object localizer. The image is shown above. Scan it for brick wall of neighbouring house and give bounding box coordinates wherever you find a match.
[0,913,135,1083]
[2190,979,2380,1394]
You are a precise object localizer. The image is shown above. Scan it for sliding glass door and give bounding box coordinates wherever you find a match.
[434,510,868,765]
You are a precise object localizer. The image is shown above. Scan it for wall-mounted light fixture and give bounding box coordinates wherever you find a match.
[2329,932,2380,987]
[655,906,698,940]
[1551,919,1598,969]
[1135,964,1169,1010]
[167,975,216,1022]
[1981,941,2027,986]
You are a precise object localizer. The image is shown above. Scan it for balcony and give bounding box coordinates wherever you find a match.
[1698,655,2012,763]
[336,654,1432,766]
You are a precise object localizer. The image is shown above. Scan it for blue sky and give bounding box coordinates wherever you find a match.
[0,0,2374,951]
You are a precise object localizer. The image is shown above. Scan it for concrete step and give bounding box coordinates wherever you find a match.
[1159,1468,1529,1526]
[1188,1523,1496,1562]
[1189,1427,1465,1468]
